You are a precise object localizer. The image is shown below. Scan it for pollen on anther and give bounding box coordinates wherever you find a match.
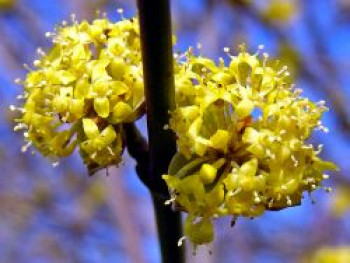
[177,236,186,247]
[223,47,230,53]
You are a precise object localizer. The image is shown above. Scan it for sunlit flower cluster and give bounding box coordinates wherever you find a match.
[11,13,144,169]
[163,45,338,246]
[11,9,338,249]
[309,246,350,263]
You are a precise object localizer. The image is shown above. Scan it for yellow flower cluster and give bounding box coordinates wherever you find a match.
[163,45,338,246]
[0,0,15,9]
[261,0,297,23]
[309,246,350,263]
[330,186,350,217]
[12,13,144,168]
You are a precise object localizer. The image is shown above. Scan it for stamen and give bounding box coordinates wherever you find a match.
[322,174,329,180]
[291,155,298,167]
[286,196,292,206]
[23,63,32,71]
[21,141,32,153]
[177,236,186,247]
[317,100,326,107]
[254,192,261,204]
[294,88,303,95]
[315,144,323,154]
[228,188,242,197]
[107,147,115,156]
[52,161,59,167]
[33,60,41,67]
[263,52,269,68]
[13,123,27,131]
[37,48,46,56]
[164,196,176,205]
[70,13,77,24]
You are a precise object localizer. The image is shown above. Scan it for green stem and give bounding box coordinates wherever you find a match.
[136,1,185,263]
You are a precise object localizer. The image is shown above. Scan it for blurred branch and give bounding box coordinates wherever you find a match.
[0,23,24,69]
[104,169,145,263]
[14,4,46,45]
[70,0,108,19]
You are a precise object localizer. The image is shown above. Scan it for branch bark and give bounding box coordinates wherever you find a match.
[136,1,185,263]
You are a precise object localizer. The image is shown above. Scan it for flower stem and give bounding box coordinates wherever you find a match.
[136,1,185,263]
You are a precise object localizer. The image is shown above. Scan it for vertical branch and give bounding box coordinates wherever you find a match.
[136,1,185,263]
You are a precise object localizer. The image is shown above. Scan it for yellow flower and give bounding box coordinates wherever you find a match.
[13,14,144,169]
[164,44,338,246]
[184,215,214,247]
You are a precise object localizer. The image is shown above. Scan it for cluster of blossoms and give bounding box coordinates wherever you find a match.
[12,13,144,169]
[163,45,338,247]
[310,246,350,263]
[11,11,338,251]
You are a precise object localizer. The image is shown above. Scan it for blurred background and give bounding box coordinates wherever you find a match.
[1,0,350,262]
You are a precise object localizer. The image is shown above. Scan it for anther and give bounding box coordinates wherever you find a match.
[286,196,292,206]
[70,13,77,23]
[21,141,32,153]
[107,147,115,156]
[177,236,186,247]
[52,161,59,167]
[164,196,175,205]
[23,63,32,71]
[33,60,41,67]
[322,174,329,180]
